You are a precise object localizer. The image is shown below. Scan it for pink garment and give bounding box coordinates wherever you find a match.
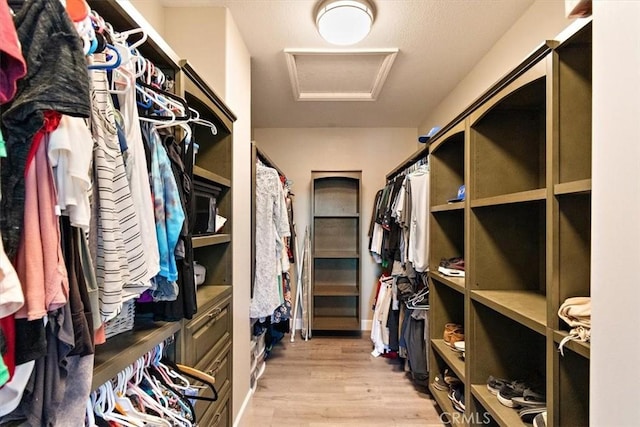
[15,112,69,320]
[0,0,27,104]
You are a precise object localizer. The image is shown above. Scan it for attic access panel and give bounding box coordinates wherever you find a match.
[284,48,398,101]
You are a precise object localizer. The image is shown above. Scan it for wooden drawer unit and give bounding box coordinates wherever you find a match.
[193,340,232,423]
[198,385,231,427]
[183,287,232,367]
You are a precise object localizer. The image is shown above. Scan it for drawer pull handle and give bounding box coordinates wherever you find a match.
[213,413,221,425]
[208,308,222,318]
[207,359,222,375]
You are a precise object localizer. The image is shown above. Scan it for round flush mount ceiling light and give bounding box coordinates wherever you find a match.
[316,0,375,46]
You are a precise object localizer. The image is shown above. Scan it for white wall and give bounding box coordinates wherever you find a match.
[129,0,165,36]
[223,9,253,425]
[591,2,640,425]
[163,7,227,100]
[419,0,572,134]
[253,127,418,326]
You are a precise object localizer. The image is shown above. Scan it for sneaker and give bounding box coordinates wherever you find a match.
[512,387,546,408]
[519,407,547,424]
[432,373,448,391]
[448,384,465,413]
[533,411,547,427]
[438,257,465,277]
[453,341,465,353]
[486,375,510,395]
[497,380,527,408]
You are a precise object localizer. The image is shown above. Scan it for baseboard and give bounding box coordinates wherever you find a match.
[232,388,254,427]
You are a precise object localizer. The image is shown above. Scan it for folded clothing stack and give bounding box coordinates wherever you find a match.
[557,296,591,355]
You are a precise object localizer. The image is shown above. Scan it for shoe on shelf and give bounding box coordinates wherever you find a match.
[432,372,449,392]
[443,368,461,386]
[448,384,465,413]
[533,411,547,427]
[486,375,510,395]
[519,407,547,424]
[512,387,546,408]
[497,380,527,408]
[443,323,464,346]
[453,341,465,353]
[438,257,465,277]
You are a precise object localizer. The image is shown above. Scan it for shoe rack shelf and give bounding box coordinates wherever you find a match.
[311,171,362,334]
[431,339,465,382]
[426,20,591,427]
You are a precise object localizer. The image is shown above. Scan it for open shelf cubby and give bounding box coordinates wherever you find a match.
[471,77,547,200]
[556,193,591,305]
[556,24,592,185]
[554,343,589,427]
[430,128,466,206]
[470,302,546,426]
[470,201,546,293]
[430,209,465,272]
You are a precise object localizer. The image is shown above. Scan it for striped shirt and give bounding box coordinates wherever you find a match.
[89,56,149,322]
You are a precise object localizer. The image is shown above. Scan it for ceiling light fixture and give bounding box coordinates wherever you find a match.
[315,0,375,46]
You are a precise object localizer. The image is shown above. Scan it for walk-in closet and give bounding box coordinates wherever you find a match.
[0,0,635,426]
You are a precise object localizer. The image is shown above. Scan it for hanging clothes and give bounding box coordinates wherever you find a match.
[150,131,197,320]
[407,165,430,272]
[47,115,94,231]
[0,0,91,260]
[116,56,161,284]
[139,121,185,302]
[89,54,149,321]
[250,164,291,319]
[0,0,26,105]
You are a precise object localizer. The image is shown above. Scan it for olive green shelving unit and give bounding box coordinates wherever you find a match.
[424,20,592,427]
[311,171,362,333]
[88,2,236,425]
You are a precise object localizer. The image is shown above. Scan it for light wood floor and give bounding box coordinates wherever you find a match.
[239,334,444,427]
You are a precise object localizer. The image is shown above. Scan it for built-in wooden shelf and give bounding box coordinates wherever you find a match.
[431,339,466,382]
[431,201,465,212]
[470,188,547,208]
[554,179,592,196]
[553,330,590,359]
[93,321,182,390]
[429,271,465,294]
[194,165,231,188]
[313,251,359,259]
[313,316,359,331]
[192,234,231,248]
[314,286,359,297]
[471,385,526,427]
[471,290,547,335]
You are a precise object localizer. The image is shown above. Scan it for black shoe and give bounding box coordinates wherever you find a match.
[448,384,465,413]
[519,407,546,423]
[533,411,547,427]
[486,375,510,395]
[497,381,527,408]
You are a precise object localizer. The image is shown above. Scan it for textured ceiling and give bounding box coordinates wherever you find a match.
[162,0,535,128]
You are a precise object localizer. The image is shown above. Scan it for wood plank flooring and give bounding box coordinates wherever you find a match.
[239,334,445,426]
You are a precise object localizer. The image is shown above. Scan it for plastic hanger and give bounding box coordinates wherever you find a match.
[103,383,145,427]
[187,107,218,135]
[161,357,219,403]
[114,367,172,427]
[88,44,122,70]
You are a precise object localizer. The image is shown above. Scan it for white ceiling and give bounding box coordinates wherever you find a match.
[162,0,535,128]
